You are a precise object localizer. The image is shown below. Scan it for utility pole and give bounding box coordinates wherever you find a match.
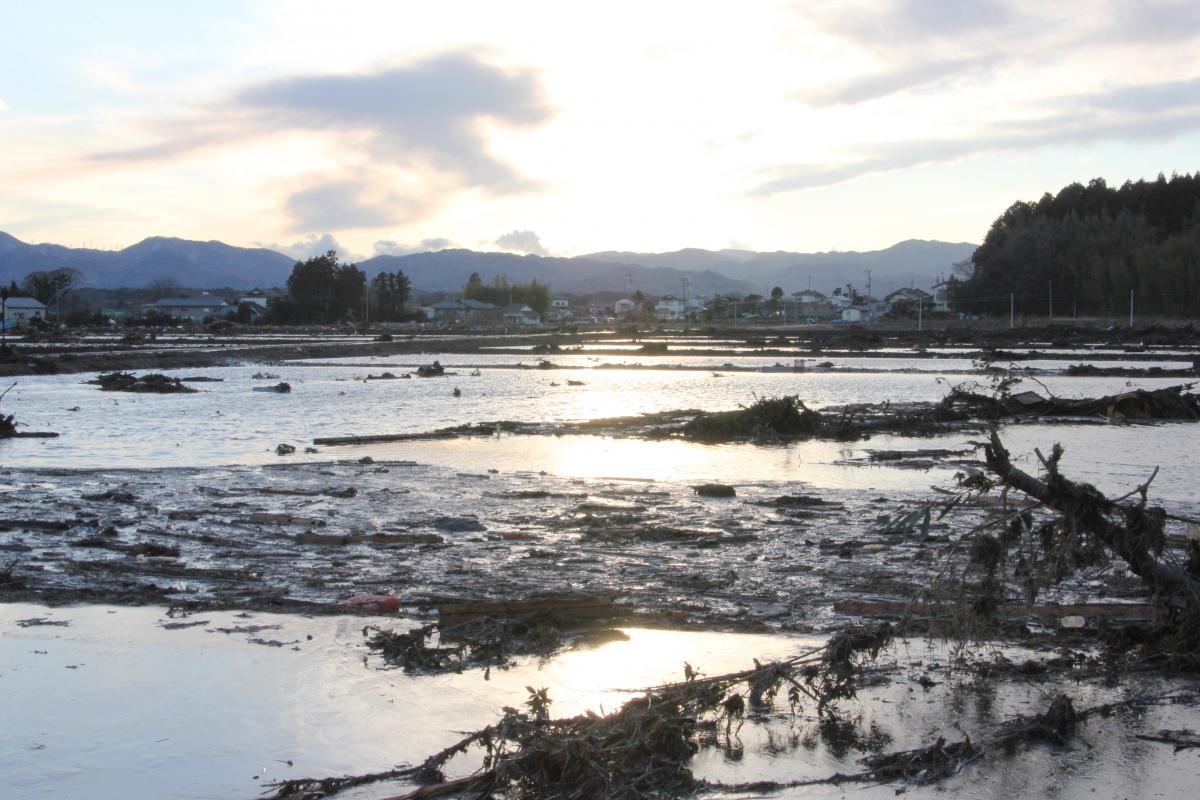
[1009,293,1015,329]
[1048,281,1053,319]
[866,270,872,299]
[1129,289,1135,329]
[1,287,8,350]
[917,296,923,332]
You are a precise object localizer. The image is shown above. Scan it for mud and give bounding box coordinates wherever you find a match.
[3,323,1199,378]
[0,451,1182,644]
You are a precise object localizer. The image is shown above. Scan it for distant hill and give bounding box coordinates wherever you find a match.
[582,240,978,297]
[360,250,753,297]
[0,231,977,298]
[0,233,294,289]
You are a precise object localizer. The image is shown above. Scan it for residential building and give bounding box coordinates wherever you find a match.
[791,290,826,304]
[502,303,541,326]
[2,296,47,325]
[654,297,685,321]
[931,280,952,313]
[884,287,933,315]
[613,298,638,318]
[143,294,231,322]
[422,298,499,322]
[546,297,573,323]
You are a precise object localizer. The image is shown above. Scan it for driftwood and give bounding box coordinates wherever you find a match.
[0,382,59,438]
[438,593,620,623]
[984,429,1198,605]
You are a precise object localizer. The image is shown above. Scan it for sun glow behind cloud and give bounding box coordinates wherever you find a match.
[1,0,1197,255]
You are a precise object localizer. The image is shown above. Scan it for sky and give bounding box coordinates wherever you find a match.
[1,0,1198,261]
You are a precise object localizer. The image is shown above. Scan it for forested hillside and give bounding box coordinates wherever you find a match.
[952,174,1200,317]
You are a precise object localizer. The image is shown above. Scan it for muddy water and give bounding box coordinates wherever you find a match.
[0,604,806,800]
[3,605,1195,800]
[3,356,1198,509]
[3,348,1199,799]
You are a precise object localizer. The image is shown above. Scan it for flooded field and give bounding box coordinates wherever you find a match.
[2,333,1199,799]
[4,605,1196,800]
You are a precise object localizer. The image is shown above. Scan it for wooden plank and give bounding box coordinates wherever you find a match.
[833,599,1157,621]
[438,593,619,622]
[312,431,456,446]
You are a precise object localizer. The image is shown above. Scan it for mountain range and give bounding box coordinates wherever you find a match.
[0,231,976,298]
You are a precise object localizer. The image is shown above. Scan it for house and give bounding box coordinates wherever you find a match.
[142,294,231,322]
[423,298,498,321]
[546,297,573,323]
[501,303,541,326]
[655,297,685,321]
[791,290,826,304]
[829,286,856,309]
[884,287,933,315]
[931,280,952,313]
[841,306,869,323]
[237,288,284,319]
[2,296,47,326]
[612,298,638,318]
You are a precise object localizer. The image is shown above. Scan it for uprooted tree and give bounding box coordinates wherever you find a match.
[262,428,1200,800]
[976,428,1200,666]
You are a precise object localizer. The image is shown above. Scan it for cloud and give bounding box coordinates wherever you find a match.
[1094,0,1200,43]
[235,52,550,192]
[810,0,1016,49]
[282,179,427,233]
[494,230,548,256]
[0,97,8,112]
[85,52,552,232]
[372,237,455,256]
[1082,76,1200,114]
[798,53,1002,106]
[754,79,1200,194]
[263,232,362,263]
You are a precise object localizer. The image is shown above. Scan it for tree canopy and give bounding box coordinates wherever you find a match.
[269,251,366,324]
[952,174,1200,317]
[463,274,551,315]
[370,270,412,321]
[22,267,82,305]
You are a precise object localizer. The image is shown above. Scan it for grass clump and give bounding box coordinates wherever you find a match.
[682,396,821,442]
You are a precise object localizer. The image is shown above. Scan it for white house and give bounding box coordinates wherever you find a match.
[883,287,933,314]
[613,298,638,318]
[931,281,951,313]
[841,306,869,323]
[143,294,231,322]
[655,297,685,320]
[546,297,573,322]
[423,298,498,321]
[502,303,541,326]
[3,296,47,325]
[791,290,826,304]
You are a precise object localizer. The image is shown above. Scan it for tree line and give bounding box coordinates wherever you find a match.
[951,173,1200,317]
[267,251,413,324]
[463,272,551,315]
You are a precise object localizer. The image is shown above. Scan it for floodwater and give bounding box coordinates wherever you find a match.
[3,345,1199,799]
[3,354,1199,506]
[2,604,1195,800]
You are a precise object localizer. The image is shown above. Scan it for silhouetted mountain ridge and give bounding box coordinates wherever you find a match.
[0,232,976,296]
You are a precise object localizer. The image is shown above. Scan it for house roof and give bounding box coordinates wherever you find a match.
[502,303,536,315]
[4,297,46,309]
[152,296,229,308]
[462,298,497,310]
[885,288,932,302]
